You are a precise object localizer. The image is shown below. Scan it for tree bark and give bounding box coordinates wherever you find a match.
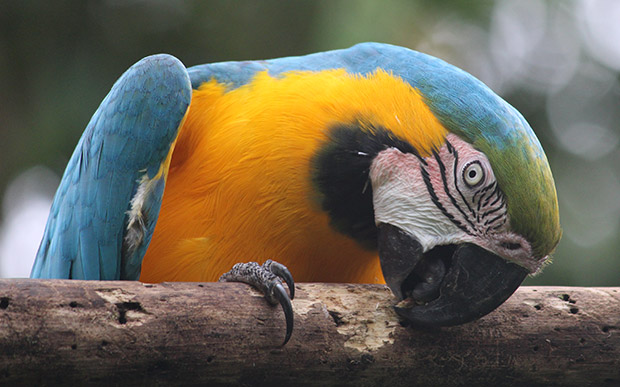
[0,279,618,386]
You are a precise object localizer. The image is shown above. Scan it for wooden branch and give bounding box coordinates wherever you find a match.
[0,280,618,386]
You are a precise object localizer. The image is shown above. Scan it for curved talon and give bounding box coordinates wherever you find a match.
[273,283,294,345]
[265,260,295,299]
[219,260,296,345]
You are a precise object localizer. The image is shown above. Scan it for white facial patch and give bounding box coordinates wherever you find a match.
[369,134,537,272]
[370,147,469,252]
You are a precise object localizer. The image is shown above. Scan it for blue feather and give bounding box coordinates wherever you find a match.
[31,54,191,280]
[188,42,534,153]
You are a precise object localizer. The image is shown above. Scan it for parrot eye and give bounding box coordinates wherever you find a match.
[463,161,484,187]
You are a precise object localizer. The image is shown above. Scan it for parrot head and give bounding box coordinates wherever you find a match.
[370,68,561,326]
[371,129,558,326]
[312,43,561,327]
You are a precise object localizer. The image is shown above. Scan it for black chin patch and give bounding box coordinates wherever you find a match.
[311,123,416,250]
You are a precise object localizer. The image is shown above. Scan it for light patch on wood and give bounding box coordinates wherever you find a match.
[296,284,399,353]
[95,288,153,327]
[95,288,136,304]
[291,297,326,316]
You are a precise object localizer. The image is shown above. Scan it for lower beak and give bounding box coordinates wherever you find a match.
[378,223,528,327]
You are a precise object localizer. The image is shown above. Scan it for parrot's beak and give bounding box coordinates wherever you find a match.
[378,223,528,327]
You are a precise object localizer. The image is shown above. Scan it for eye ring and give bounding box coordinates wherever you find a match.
[462,161,484,187]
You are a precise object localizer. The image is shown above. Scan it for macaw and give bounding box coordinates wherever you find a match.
[31,42,561,344]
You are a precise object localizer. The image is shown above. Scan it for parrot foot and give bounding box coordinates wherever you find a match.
[219,259,295,345]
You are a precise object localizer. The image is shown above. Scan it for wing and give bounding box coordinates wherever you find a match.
[31,54,191,280]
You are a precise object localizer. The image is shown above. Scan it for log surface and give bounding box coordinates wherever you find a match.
[0,279,618,386]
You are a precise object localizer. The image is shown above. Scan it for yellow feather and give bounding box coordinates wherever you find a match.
[140,69,447,283]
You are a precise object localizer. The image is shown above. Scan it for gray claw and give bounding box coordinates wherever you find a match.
[264,259,295,299]
[273,283,294,345]
[219,260,296,345]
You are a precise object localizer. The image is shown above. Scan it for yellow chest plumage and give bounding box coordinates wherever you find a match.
[139,69,447,283]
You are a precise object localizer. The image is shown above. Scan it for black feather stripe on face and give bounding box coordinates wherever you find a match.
[433,144,478,233]
[311,122,416,250]
[420,163,470,234]
[421,136,509,239]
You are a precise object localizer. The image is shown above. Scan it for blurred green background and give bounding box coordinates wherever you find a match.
[1,0,618,285]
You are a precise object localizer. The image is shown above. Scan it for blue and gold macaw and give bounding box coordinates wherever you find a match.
[31,43,561,344]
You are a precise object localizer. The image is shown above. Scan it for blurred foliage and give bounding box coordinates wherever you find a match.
[1,0,618,284]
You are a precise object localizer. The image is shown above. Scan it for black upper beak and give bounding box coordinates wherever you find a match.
[378,224,528,327]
